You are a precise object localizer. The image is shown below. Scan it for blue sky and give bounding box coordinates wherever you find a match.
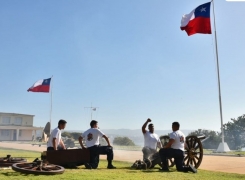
[1,0,245,131]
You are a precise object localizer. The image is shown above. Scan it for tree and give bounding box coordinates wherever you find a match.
[188,129,221,149]
[70,132,81,140]
[223,115,245,150]
[61,132,82,140]
[61,132,72,138]
[113,137,135,146]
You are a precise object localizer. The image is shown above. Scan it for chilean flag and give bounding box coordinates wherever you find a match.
[27,78,51,93]
[180,2,211,36]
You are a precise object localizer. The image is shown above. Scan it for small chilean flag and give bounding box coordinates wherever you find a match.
[27,78,51,93]
[180,2,211,36]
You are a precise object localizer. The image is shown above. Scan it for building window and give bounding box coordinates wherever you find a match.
[1,130,10,136]
[19,130,22,137]
[15,117,22,125]
[2,117,11,125]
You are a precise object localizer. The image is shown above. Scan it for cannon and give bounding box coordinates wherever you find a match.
[41,149,90,167]
[132,135,205,169]
[150,135,205,169]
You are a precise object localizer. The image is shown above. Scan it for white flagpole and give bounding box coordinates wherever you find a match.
[49,76,53,134]
[212,0,230,152]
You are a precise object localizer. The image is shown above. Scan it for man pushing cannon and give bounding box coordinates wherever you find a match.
[78,120,116,169]
[159,122,197,173]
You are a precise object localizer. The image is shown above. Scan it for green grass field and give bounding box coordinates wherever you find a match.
[0,148,245,180]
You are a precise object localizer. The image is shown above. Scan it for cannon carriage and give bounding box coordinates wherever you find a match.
[145,135,205,169]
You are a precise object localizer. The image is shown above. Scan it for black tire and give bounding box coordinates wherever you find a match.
[184,136,203,169]
[0,157,27,167]
[12,163,65,175]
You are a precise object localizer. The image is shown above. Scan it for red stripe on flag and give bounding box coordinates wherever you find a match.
[28,85,50,93]
[181,17,211,36]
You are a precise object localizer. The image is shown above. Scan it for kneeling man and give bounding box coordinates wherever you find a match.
[159,122,197,173]
[79,120,116,169]
[142,118,162,160]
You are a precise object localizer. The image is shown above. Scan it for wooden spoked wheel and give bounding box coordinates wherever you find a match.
[12,160,65,175]
[184,136,203,168]
[0,155,27,167]
[159,135,175,167]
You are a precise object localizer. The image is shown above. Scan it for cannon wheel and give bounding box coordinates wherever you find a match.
[0,155,27,167]
[184,136,203,168]
[12,160,65,175]
[159,136,175,167]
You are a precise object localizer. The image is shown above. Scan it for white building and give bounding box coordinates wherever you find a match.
[0,112,43,141]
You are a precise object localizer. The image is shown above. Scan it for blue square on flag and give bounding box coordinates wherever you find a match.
[194,3,211,18]
[42,78,51,85]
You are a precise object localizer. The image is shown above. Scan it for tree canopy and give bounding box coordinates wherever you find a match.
[189,114,245,150]
[223,114,245,150]
[113,136,135,146]
[188,129,221,149]
[61,132,81,140]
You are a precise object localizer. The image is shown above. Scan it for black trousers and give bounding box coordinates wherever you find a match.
[47,147,64,151]
[159,148,189,172]
[88,145,114,169]
[47,147,55,151]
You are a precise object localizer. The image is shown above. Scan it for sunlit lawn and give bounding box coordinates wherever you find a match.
[0,148,245,180]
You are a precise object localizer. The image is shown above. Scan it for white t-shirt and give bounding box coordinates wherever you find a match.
[169,130,185,151]
[82,128,105,148]
[143,131,160,150]
[47,127,61,148]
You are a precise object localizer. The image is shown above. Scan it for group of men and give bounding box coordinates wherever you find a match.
[47,118,197,173]
[47,119,115,169]
[141,118,196,173]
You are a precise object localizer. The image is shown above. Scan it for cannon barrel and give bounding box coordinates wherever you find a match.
[197,135,206,140]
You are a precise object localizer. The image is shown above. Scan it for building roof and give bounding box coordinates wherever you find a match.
[0,112,35,117]
[0,126,43,130]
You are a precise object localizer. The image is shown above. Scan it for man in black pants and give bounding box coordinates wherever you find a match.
[159,122,197,173]
[78,120,116,169]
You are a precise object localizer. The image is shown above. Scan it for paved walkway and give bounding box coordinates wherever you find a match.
[0,142,244,174]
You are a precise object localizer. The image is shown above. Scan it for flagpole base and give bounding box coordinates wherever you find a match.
[216,142,230,152]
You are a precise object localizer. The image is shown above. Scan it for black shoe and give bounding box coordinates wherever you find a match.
[188,165,197,173]
[159,168,169,172]
[84,163,92,169]
[107,165,116,169]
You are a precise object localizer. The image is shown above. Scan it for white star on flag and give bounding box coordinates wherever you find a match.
[200,7,206,12]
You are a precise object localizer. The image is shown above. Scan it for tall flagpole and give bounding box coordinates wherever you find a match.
[49,76,53,134]
[212,0,230,152]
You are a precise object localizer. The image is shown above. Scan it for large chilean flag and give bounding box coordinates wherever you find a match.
[180,2,211,36]
[27,78,51,93]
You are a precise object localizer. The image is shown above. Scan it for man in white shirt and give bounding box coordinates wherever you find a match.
[78,120,116,169]
[142,118,162,160]
[47,119,67,151]
[159,122,197,173]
